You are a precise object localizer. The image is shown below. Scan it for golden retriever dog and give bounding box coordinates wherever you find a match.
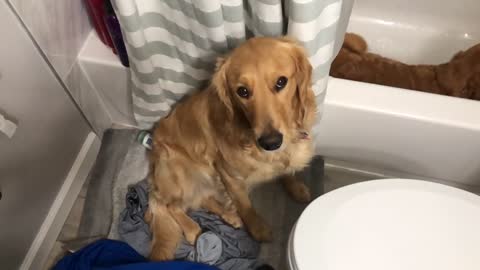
[146,36,317,261]
[331,33,480,100]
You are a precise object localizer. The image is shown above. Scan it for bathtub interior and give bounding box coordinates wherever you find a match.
[346,0,480,65]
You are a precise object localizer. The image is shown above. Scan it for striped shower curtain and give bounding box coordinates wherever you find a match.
[112,0,353,129]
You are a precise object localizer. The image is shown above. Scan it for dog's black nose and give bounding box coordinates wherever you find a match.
[257,131,283,151]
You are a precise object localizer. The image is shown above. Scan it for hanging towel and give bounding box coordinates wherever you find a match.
[0,112,17,138]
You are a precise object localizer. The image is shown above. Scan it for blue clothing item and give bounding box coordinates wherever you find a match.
[53,239,219,270]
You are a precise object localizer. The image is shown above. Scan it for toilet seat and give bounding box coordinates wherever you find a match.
[288,179,480,270]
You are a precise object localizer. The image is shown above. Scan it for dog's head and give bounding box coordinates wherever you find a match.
[437,43,480,97]
[211,37,315,151]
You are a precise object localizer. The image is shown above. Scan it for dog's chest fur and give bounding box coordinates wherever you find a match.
[224,139,314,187]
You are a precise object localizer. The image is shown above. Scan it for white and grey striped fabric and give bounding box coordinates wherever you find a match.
[112,0,353,128]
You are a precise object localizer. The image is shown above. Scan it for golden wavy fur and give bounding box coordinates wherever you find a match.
[331,33,480,100]
[147,37,317,260]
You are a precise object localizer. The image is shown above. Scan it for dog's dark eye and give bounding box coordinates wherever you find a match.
[275,76,288,91]
[237,87,250,98]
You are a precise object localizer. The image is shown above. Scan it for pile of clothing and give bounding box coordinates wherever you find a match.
[118,179,264,270]
[53,239,218,270]
[54,179,271,270]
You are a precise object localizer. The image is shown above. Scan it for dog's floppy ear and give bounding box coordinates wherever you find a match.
[280,37,315,128]
[211,56,233,119]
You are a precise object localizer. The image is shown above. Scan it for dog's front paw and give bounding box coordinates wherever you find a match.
[184,223,202,245]
[222,211,243,229]
[283,176,312,203]
[289,181,311,203]
[150,244,175,261]
[246,212,272,242]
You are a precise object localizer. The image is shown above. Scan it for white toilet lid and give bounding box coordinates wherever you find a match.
[291,179,480,270]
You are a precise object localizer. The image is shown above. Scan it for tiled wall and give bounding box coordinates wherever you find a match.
[9,0,112,135]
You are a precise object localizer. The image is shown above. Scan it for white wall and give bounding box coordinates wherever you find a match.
[9,0,112,135]
[0,1,96,269]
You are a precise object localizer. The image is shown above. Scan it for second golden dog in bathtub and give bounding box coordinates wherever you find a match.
[146,37,317,260]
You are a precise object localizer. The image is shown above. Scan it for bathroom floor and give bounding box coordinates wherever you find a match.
[42,129,384,270]
[42,180,90,270]
[252,163,381,270]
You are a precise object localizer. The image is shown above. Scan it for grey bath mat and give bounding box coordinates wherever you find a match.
[76,129,140,239]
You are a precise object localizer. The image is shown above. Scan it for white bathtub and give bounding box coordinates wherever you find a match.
[78,0,480,190]
[315,0,480,188]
